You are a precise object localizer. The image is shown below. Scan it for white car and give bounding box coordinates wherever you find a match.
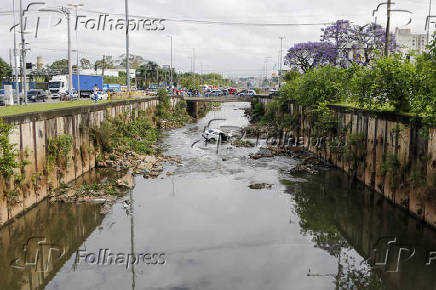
[202,129,232,142]
[238,90,256,97]
[91,91,108,101]
[204,89,223,97]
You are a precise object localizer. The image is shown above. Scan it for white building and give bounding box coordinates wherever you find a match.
[395,28,428,54]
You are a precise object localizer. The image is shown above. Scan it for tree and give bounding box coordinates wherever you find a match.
[412,32,436,127]
[321,20,396,67]
[296,65,346,107]
[118,54,146,69]
[283,70,301,82]
[95,56,115,72]
[350,54,416,112]
[179,73,200,90]
[285,42,338,72]
[48,59,68,74]
[0,57,12,81]
[80,58,91,69]
[136,61,160,87]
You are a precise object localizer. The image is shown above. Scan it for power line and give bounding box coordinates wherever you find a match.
[82,9,337,27]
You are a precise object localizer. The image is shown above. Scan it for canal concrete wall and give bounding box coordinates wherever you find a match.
[0,97,180,226]
[256,96,436,228]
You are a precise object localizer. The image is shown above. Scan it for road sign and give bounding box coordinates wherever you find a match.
[353,54,362,64]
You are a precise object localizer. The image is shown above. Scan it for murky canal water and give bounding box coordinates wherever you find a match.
[1,102,436,290]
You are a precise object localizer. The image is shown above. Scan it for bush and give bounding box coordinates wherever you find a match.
[91,113,159,155]
[350,54,417,112]
[156,88,171,118]
[295,65,346,107]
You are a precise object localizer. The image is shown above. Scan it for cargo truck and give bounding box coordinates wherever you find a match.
[48,75,103,98]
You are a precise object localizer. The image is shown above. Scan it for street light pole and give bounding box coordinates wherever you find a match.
[192,48,195,74]
[428,0,433,44]
[278,36,284,89]
[19,0,27,104]
[67,10,73,92]
[170,36,173,86]
[12,0,20,104]
[68,3,83,97]
[385,0,392,56]
[125,0,131,93]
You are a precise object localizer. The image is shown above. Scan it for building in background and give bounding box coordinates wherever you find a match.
[36,56,43,70]
[395,28,428,54]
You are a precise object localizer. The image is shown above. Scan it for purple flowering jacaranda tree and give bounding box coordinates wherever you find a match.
[284,42,338,72]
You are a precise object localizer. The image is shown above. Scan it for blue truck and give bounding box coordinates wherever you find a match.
[48,74,104,98]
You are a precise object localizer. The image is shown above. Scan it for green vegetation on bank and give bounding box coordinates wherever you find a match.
[0,90,203,207]
[91,88,192,161]
[0,119,29,206]
[252,32,436,134]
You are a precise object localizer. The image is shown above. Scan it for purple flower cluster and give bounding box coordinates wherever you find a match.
[285,20,397,71]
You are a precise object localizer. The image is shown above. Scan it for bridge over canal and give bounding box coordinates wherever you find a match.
[184,95,272,118]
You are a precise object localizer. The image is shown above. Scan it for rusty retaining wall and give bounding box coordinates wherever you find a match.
[257,97,436,228]
[0,97,180,226]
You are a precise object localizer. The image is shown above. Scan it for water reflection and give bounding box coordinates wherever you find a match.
[0,200,103,290]
[283,170,436,289]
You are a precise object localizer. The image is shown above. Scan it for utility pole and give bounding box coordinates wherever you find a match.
[67,10,73,92]
[102,55,106,76]
[124,0,131,93]
[192,48,195,74]
[170,36,173,86]
[385,0,392,56]
[12,0,20,104]
[19,0,27,104]
[428,0,433,45]
[68,4,83,96]
[278,36,284,88]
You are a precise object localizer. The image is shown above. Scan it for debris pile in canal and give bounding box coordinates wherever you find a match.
[249,183,273,190]
[250,144,332,175]
[49,154,182,213]
[231,139,255,147]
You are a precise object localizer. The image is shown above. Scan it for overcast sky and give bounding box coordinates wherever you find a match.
[0,0,431,77]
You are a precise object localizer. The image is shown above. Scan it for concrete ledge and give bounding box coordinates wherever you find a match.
[1,97,159,124]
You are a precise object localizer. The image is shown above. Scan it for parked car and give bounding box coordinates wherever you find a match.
[0,89,4,106]
[202,129,232,142]
[238,90,256,97]
[65,89,79,100]
[205,89,223,97]
[269,89,279,97]
[27,89,47,102]
[228,88,238,95]
[90,91,108,101]
[221,88,229,96]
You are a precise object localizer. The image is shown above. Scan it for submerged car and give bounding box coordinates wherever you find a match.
[202,129,232,142]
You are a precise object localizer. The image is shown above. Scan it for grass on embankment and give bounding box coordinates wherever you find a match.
[331,101,416,117]
[0,100,124,117]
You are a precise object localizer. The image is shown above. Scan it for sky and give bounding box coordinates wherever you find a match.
[0,0,432,78]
